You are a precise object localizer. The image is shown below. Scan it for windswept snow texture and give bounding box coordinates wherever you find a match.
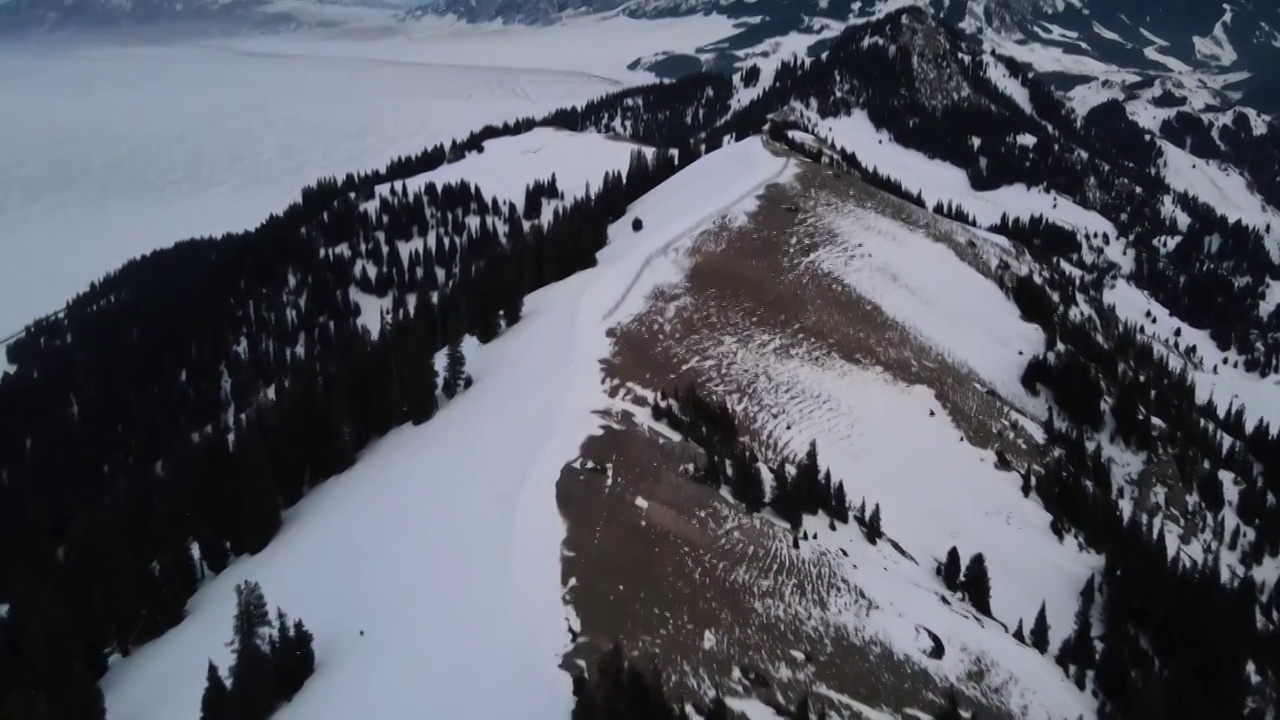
[0,39,614,337]
[101,138,795,720]
[807,206,1044,412]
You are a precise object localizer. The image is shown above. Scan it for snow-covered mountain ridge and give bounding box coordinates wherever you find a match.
[4,5,1280,720]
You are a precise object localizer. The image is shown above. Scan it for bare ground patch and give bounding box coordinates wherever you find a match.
[559,152,1049,718]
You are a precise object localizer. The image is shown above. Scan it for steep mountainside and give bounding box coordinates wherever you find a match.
[5,6,1280,720]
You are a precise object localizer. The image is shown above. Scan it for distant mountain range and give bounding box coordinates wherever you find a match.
[9,0,1271,118]
[0,0,411,33]
[415,0,1280,112]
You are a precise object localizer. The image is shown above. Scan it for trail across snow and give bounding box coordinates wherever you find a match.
[101,138,794,720]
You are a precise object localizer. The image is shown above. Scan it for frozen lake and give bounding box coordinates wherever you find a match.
[0,37,615,336]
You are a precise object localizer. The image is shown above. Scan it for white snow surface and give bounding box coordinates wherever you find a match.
[1158,139,1280,242]
[373,128,650,206]
[0,39,614,337]
[812,111,1117,238]
[101,137,795,720]
[807,206,1045,412]
[204,12,742,84]
[1193,5,1238,67]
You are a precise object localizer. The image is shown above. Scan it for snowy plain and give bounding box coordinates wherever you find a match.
[100,137,797,720]
[0,39,613,337]
[0,9,751,338]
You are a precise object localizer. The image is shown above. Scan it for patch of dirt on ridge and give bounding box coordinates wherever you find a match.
[559,153,1041,718]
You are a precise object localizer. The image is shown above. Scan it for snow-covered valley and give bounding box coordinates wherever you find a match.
[0,39,615,336]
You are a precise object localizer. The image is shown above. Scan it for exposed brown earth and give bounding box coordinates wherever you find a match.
[558,150,1048,718]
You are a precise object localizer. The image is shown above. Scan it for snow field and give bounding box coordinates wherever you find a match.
[0,41,615,337]
[101,137,796,720]
[1157,139,1280,246]
[806,204,1046,414]
[203,12,745,84]
[372,128,652,210]
[811,110,1118,239]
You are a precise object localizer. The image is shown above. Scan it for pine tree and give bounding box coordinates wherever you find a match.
[832,481,850,523]
[200,660,229,720]
[270,608,298,699]
[866,503,883,545]
[961,553,992,617]
[229,580,276,720]
[443,340,466,400]
[395,317,437,426]
[229,414,284,556]
[502,292,524,328]
[1013,619,1026,644]
[943,546,962,592]
[1030,601,1051,655]
[290,618,317,693]
[1054,635,1072,674]
[1070,576,1097,671]
[796,441,821,515]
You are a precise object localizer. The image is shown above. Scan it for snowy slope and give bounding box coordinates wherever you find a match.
[806,206,1046,412]
[101,137,795,720]
[810,111,1118,238]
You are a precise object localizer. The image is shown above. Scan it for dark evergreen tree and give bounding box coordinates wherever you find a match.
[443,340,467,400]
[866,503,883,545]
[942,546,962,592]
[229,415,283,557]
[229,581,276,720]
[831,481,850,524]
[961,553,992,617]
[201,660,229,720]
[1030,601,1051,655]
[1013,619,1026,644]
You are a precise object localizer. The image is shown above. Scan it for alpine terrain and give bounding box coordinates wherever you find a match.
[1,1,1279,720]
